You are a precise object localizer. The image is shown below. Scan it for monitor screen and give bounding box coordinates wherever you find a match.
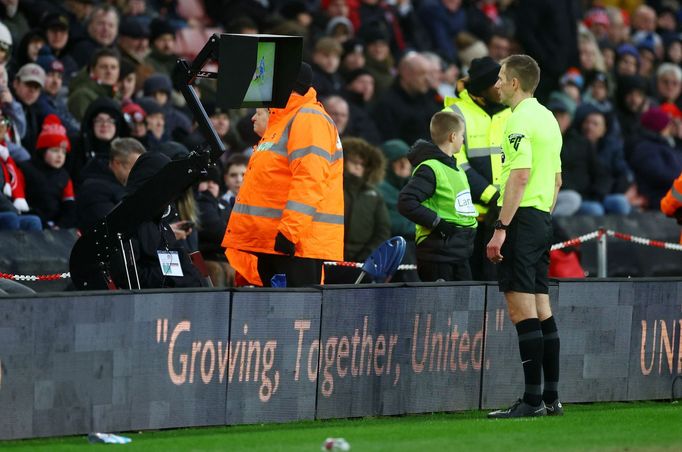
[243,41,275,104]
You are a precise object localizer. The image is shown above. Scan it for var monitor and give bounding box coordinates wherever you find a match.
[216,34,302,109]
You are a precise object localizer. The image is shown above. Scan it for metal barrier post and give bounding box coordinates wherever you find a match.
[597,228,607,278]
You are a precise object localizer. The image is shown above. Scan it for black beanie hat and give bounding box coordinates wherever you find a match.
[293,62,313,95]
[467,56,500,95]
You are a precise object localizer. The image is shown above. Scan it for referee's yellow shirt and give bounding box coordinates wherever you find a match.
[497,98,562,213]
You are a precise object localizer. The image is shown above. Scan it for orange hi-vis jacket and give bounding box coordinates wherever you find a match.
[222,87,344,285]
[661,172,682,243]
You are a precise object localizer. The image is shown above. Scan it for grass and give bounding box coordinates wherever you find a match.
[3,402,682,451]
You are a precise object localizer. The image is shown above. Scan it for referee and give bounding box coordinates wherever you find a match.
[486,55,564,419]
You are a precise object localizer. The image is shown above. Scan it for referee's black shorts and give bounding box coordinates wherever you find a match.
[497,207,552,294]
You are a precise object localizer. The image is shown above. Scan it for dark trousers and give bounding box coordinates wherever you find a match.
[470,221,499,281]
[417,259,472,282]
[256,253,323,287]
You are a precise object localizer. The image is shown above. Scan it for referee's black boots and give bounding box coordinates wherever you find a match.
[487,399,547,419]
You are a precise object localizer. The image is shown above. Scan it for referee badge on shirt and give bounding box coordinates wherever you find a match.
[508,133,525,151]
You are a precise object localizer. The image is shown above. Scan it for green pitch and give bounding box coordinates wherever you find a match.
[3,402,682,451]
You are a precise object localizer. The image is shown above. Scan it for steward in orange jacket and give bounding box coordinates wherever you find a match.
[222,63,344,286]
[661,171,682,243]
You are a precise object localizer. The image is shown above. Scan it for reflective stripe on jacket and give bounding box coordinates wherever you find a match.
[222,88,344,283]
[443,90,510,215]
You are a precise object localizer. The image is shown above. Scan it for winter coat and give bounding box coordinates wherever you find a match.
[75,159,125,231]
[560,129,611,201]
[377,170,414,239]
[630,130,682,210]
[372,81,440,145]
[196,190,231,261]
[398,140,475,263]
[67,71,118,122]
[343,172,391,262]
[19,157,76,228]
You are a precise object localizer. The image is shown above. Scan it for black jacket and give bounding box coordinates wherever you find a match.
[397,140,475,263]
[560,129,611,201]
[19,157,76,228]
[75,159,125,231]
[372,82,440,145]
[196,190,231,261]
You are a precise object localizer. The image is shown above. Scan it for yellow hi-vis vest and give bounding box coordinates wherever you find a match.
[443,90,511,216]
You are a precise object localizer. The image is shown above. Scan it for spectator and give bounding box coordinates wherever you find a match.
[142,74,191,139]
[583,8,611,42]
[196,165,234,287]
[615,75,651,151]
[339,38,365,79]
[76,137,145,231]
[513,0,579,101]
[117,60,137,103]
[548,96,611,217]
[0,20,11,66]
[361,27,394,98]
[372,52,440,145]
[68,47,120,121]
[575,104,633,215]
[122,101,147,143]
[40,12,78,82]
[377,139,414,240]
[12,62,45,155]
[311,36,344,98]
[220,153,248,208]
[74,97,128,182]
[486,29,511,62]
[663,33,682,66]
[326,136,390,283]
[0,142,41,231]
[7,29,45,79]
[35,50,80,136]
[117,16,150,73]
[417,0,466,64]
[629,107,682,210]
[340,69,381,143]
[68,4,120,69]
[322,95,350,135]
[19,114,76,229]
[0,65,29,162]
[614,44,640,77]
[136,97,166,149]
[0,0,29,45]
[655,63,682,110]
[144,18,177,77]
[52,0,92,44]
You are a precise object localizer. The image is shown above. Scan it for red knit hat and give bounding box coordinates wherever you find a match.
[36,114,70,151]
[640,107,672,133]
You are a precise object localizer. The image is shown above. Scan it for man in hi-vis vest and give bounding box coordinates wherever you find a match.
[222,63,344,287]
[443,56,511,281]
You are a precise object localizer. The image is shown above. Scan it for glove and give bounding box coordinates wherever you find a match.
[274,231,296,256]
[0,144,8,161]
[3,182,11,197]
[433,220,458,238]
[13,197,29,213]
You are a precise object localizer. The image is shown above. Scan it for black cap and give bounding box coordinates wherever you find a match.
[360,26,389,45]
[137,97,164,116]
[149,18,175,43]
[42,12,70,30]
[119,16,150,39]
[293,62,313,95]
[467,56,500,95]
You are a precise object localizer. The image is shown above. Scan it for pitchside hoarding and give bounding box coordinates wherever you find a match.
[225,289,320,424]
[316,283,485,419]
[0,279,680,440]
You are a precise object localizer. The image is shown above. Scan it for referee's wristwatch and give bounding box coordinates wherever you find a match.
[493,219,509,231]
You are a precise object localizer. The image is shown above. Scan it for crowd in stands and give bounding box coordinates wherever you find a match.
[1,0,682,286]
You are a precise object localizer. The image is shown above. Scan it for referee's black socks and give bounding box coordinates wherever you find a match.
[515,318,543,407]
[541,316,560,404]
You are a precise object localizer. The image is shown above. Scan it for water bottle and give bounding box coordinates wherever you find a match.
[321,438,350,451]
[271,273,287,287]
